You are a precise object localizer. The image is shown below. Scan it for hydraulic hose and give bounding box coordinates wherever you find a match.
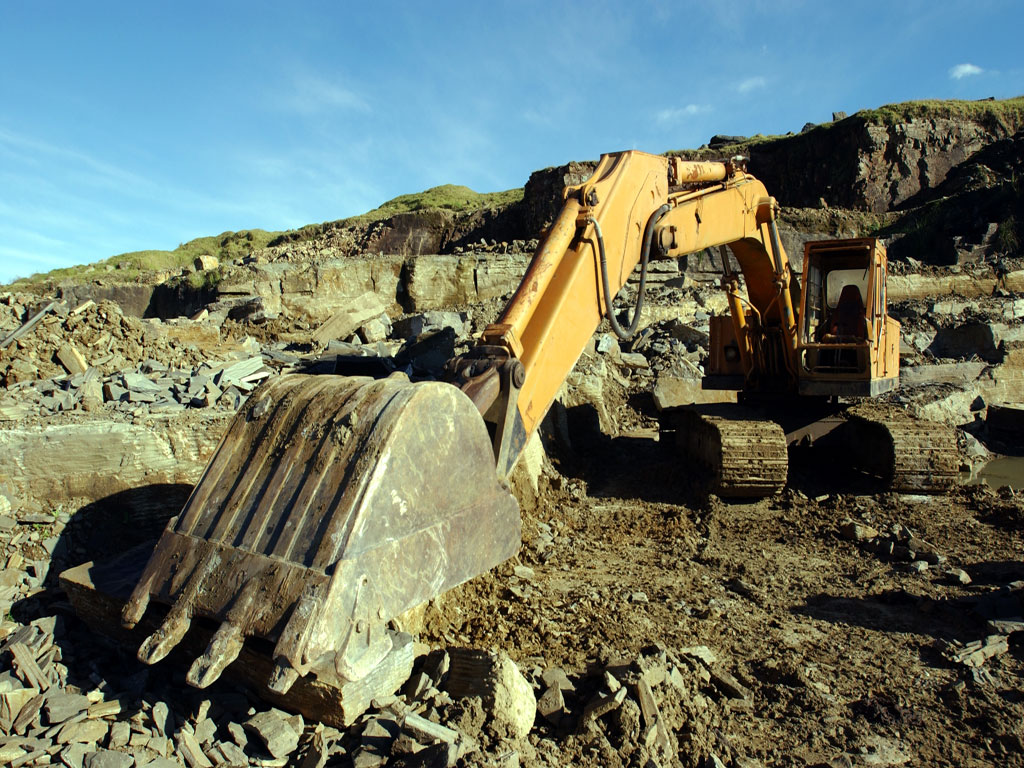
[590,203,671,341]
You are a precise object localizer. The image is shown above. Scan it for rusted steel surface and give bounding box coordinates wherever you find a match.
[122,373,520,693]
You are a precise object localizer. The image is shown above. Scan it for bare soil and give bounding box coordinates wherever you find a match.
[422,409,1024,767]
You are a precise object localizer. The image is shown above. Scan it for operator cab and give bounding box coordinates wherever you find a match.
[797,238,899,397]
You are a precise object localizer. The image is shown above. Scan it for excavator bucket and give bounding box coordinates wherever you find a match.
[121,372,520,694]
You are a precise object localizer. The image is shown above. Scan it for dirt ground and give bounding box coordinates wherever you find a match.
[421,396,1024,767]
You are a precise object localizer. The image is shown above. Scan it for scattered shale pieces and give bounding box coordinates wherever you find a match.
[944,635,1009,668]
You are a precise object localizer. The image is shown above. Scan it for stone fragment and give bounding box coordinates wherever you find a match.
[46,692,91,724]
[102,383,128,402]
[540,667,573,692]
[988,618,1024,635]
[108,721,130,748]
[512,565,535,581]
[421,650,450,687]
[0,744,27,765]
[225,722,246,749]
[56,344,89,376]
[176,728,214,768]
[404,672,432,701]
[946,635,1009,668]
[401,712,459,744]
[245,710,301,758]
[652,375,736,410]
[194,716,217,745]
[194,255,219,271]
[603,671,622,693]
[359,317,391,344]
[618,352,649,370]
[945,568,971,585]
[60,742,89,768]
[595,334,619,355]
[87,700,121,719]
[9,643,50,691]
[58,719,109,744]
[83,749,133,768]
[582,686,627,725]
[217,741,248,767]
[312,293,388,345]
[150,701,171,737]
[709,668,751,702]
[12,692,45,733]
[636,679,671,754]
[536,685,564,725]
[839,520,879,542]
[679,646,717,666]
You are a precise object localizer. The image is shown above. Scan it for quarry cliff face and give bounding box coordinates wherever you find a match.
[747,110,1024,212]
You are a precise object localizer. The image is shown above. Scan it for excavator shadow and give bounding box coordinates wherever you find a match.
[795,573,1024,665]
[545,403,897,505]
[543,416,725,508]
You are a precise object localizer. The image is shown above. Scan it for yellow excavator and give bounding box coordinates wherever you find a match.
[118,150,958,700]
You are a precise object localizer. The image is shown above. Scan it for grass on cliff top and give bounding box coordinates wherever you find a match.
[857,96,1024,127]
[666,95,1024,160]
[8,229,281,289]
[269,184,523,246]
[358,184,523,221]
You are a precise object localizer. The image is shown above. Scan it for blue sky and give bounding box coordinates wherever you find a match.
[2,1,1022,284]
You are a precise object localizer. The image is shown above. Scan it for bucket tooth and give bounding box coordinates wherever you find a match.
[267,660,301,695]
[138,609,192,665]
[187,621,245,689]
[124,373,521,692]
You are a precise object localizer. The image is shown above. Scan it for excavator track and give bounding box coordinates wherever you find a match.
[844,404,960,492]
[662,405,788,497]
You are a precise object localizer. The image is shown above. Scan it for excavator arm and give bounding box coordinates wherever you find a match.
[449,150,799,476]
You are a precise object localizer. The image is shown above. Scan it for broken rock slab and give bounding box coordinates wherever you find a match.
[392,311,468,340]
[245,709,303,759]
[312,292,388,346]
[652,375,737,411]
[444,649,536,740]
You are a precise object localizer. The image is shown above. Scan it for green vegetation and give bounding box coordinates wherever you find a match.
[9,229,280,289]
[353,184,523,222]
[664,133,788,160]
[995,216,1020,253]
[856,96,1024,129]
[269,184,523,247]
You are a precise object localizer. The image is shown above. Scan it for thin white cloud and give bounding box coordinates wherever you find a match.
[949,63,983,79]
[736,76,767,93]
[0,127,252,219]
[283,72,370,115]
[0,127,151,191]
[522,109,553,127]
[656,104,712,125]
